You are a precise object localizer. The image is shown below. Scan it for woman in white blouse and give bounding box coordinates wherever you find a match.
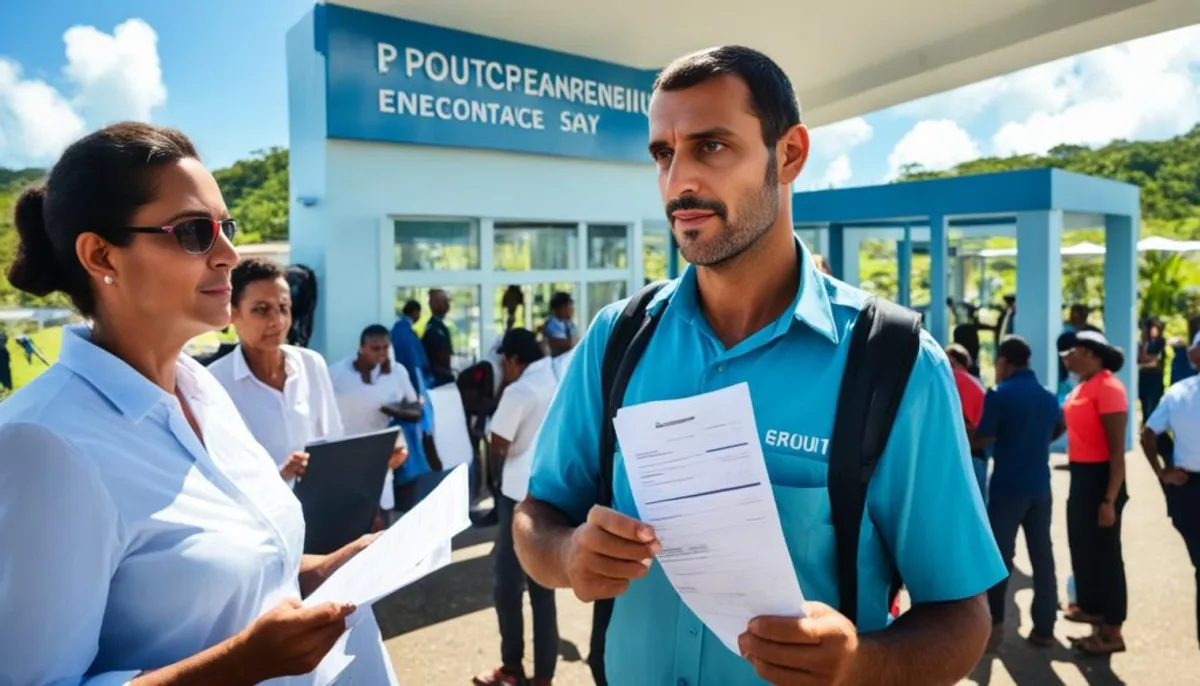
[209,257,405,486]
[0,123,397,684]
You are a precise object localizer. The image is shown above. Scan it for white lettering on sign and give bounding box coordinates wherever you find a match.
[379,89,546,131]
[560,111,600,135]
[382,42,651,115]
[763,429,831,456]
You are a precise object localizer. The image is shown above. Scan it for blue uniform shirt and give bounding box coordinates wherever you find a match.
[975,368,1063,501]
[528,239,1006,686]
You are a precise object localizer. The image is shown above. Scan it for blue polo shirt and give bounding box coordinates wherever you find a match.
[975,368,1062,501]
[528,239,1006,686]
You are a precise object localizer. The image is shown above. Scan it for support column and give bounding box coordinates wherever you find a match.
[897,224,912,308]
[928,215,949,345]
[1014,211,1063,392]
[1105,212,1139,449]
[827,223,845,281]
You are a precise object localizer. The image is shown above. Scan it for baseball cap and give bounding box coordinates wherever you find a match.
[497,328,543,364]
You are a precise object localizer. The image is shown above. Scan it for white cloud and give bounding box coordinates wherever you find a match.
[798,116,873,189]
[887,119,980,179]
[0,19,166,167]
[895,24,1200,157]
[992,26,1200,155]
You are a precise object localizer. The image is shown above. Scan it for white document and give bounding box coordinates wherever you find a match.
[427,385,475,469]
[612,382,805,654]
[305,463,471,609]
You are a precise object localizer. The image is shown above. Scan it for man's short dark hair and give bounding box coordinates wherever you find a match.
[360,324,389,346]
[231,257,286,307]
[653,46,801,147]
[498,328,544,365]
[945,343,972,369]
[402,300,421,318]
[997,335,1032,367]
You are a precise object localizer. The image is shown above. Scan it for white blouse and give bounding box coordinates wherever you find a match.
[0,325,396,685]
[209,344,345,471]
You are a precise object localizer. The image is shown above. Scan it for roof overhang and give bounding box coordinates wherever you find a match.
[325,0,1200,126]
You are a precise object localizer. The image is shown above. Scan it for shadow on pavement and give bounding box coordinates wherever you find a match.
[373,523,588,665]
[970,568,1126,686]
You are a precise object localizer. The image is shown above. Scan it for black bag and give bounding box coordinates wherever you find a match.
[588,283,922,683]
[286,264,319,348]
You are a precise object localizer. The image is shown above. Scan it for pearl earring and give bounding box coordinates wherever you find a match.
[103,275,115,285]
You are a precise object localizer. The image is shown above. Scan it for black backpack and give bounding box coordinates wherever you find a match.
[587,280,922,685]
[286,264,319,348]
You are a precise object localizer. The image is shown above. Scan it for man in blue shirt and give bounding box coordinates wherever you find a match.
[971,335,1065,649]
[512,45,1005,685]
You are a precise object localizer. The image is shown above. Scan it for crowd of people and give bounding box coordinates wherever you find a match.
[948,319,1200,658]
[0,42,1197,686]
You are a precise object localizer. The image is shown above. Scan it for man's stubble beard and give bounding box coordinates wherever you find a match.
[678,158,781,269]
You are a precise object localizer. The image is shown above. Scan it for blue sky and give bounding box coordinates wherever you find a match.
[1,2,1198,189]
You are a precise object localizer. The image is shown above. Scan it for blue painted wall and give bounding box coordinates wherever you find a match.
[319,4,657,163]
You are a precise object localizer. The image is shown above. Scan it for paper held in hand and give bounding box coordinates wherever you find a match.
[304,463,471,609]
[612,382,806,654]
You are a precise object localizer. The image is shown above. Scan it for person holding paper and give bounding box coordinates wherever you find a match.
[0,122,395,685]
[474,329,564,686]
[514,46,1005,685]
[209,257,348,485]
[331,324,429,522]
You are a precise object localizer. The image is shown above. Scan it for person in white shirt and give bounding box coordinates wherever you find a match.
[210,257,398,485]
[0,122,396,684]
[1141,330,1200,649]
[474,328,569,686]
[330,324,426,521]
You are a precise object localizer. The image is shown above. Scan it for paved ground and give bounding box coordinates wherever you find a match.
[374,452,1198,685]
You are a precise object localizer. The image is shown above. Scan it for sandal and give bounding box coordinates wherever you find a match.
[1074,634,1126,656]
[472,667,528,686]
[1063,607,1103,625]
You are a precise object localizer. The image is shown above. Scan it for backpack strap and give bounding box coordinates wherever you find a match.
[597,281,669,508]
[827,296,923,626]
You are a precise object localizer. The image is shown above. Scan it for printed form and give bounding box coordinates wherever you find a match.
[612,382,806,654]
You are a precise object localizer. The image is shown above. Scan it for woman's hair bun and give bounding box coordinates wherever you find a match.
[7,184,64,297]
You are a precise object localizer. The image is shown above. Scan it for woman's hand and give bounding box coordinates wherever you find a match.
[388,446,409,470]
[299,533,381,596]
[1098,501,1116,527]
[230,599,356,681]
[280,451,309,481]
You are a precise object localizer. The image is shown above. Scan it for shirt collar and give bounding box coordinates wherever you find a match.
[57,324,174,422]
[650,235,838,345]
[230,343,298,381]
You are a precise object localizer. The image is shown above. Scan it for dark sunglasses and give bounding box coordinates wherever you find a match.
[127,218,237,255]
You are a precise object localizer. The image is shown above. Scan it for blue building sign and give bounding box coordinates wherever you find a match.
[320,5,658,163]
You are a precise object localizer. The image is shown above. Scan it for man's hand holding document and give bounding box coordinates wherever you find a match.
[607,382,807,655]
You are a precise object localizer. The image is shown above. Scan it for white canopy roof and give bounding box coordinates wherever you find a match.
[977,237,1200,259]
[329,0,1200,126]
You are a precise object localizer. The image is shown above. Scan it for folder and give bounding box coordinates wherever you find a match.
[294,427,400,555]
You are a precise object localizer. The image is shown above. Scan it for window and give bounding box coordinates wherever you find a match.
[394,220,479,270]
[493,222,578,271]
[643,221,670,281]
[493,282,578,337]
[395,285,481,370]
[588,281,628,321]
[588,224,628,269]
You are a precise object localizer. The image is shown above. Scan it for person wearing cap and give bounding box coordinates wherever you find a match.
[476,328,560,686]
[1060,329,1130,655]
[1140,330,1200,649]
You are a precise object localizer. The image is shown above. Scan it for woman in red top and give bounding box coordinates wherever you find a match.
[1061,330,1130,655]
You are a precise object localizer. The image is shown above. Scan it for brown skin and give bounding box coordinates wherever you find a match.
[76,158,362,683]
[514,74,991,685]
[427,289,453,370]
[231,277,310,480]
[546,303,576,356]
